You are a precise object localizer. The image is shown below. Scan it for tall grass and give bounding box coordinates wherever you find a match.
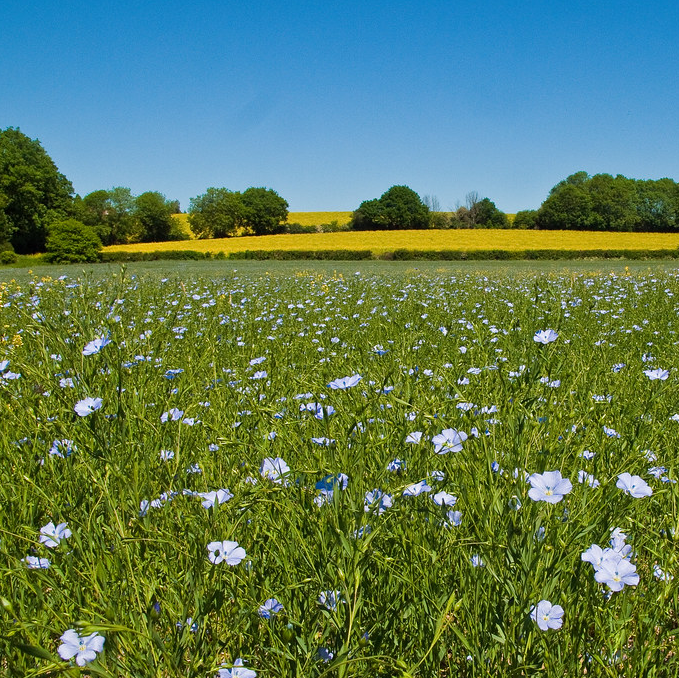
[0,267,677,676]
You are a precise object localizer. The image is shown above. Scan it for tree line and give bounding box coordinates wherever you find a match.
[3,126,679,261]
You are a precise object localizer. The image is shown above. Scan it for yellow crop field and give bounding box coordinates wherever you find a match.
[287,211,352,226]
[105,229,679,256]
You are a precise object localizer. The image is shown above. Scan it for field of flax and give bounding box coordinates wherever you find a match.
[105,229,679,257]
[1,266,678,677]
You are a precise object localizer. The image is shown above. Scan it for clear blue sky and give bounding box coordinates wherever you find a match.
[2,0,678,213]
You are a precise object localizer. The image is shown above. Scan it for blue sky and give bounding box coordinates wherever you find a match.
[2,0,678,213]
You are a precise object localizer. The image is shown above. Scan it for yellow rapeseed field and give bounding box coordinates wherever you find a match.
[287,211,352,226]
[106,229,679,255]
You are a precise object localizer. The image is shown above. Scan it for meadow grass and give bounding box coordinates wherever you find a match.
[104,229,679,256]
[1,265,678,677]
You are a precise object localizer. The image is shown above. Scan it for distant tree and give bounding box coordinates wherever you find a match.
[0,127,74,253]
[422,194,441,212]
[134,191,177,242]
[512,210,538,229]
[189,188,245,238]
[44,218,102,263]
[453,193,508,228]
[350,185,430,230]
[241,187,288,235]
[350,198,383,230]
[536,175,594,230]
[107,187,137,244]
[168,199,181,214]
[635,179,678,231]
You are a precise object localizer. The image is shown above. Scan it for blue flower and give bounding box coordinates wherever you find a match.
[82,335,111,356]
[258,598,283,619]
[58,629,105,666]
[328,374,362,389]
[530,600,564,631]
[527,471,572,503]
[74,397,102,417]
[534,329,558,344]
[616,472,652,498]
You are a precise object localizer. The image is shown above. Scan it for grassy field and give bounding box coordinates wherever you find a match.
[105,228,679,256]
[1,264,678,676]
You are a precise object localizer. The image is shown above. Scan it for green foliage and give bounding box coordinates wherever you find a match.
[351,185,430,230]
[44,218,102,263]
[241,187,289,235]
[0,249,18,265]
[189,187,245,238]
[134,191,178,243]
[0,127,74,253]
[1,268,678,676]
[513,209,539,229]
[450,194,510,229]
[537,172,679,231]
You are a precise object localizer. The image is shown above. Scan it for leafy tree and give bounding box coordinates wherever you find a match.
[189,188,244,238]
[134,191,177,242]
[351,186,430,230]
[241,187,288,236]
[351,198,383,231]
[107,187,137,244]
[512,210,538,229]
[536,177,593,230]
[0,127,74,253]
[44,218,102,263]
[473,198,509,228]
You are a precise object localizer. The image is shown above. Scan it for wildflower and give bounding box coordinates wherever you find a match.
[364,489,392,515]
[603,426,621,438]
[57,629,105,666]
[207,540,246,565]
[82,335,111,356]
[49,439,75,458]
[311,436,335,446]
[317,648,334,662]
[160,408,184,423]
[258,598,284,618]
[198,489,234,509]
[644,368,669,381]
[470,554,484,567]
[444,510,462,527]
[577,470,600,488]
[74,397,102,417]
[534,329,558,344]
[653,564,673,581]
[432,428,467,454]
[260,457,290,484]
[217,658,257,678]
[328,374,362,389]
[405,431,423,444]
[387,458,405,471]
[527,471,572,504]
[531,600,564,631]
[159,449,174,461]
[432,491,457,506]
[318,590,344,611]
[403,480,432,497]
[594,553,639,591]
[25,555,50,568]
[616,473,652,498]
[39,521,72,548]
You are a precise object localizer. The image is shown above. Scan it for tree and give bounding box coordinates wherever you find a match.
[453,193,508,228]
[189,188,244,238]
[350,185,430,230]
[134,191,177,242]
[44,218,102,263]
[536,178,593,230]
[513,210,538,229]
[0,127,74,253]
[107,187,137,244]
[241,187,288,236]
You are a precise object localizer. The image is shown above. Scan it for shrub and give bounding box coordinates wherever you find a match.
[0,249,17,265]
[44,219,102,263]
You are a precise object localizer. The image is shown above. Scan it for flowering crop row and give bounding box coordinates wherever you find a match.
[0,266,677,676]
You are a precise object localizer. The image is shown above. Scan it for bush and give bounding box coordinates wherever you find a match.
[44,219,102,263]
[0,249,17,265]
[285,222,317,234]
